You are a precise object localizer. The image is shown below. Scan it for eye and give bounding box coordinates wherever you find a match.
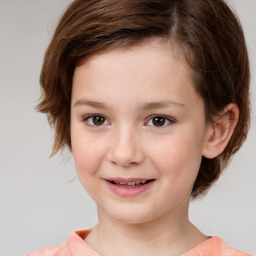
[146,115,175,127]
[83,114,110,126]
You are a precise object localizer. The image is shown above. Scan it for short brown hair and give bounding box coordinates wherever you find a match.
[38,0,250,197]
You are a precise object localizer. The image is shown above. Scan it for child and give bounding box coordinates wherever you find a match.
[27,0,252,255]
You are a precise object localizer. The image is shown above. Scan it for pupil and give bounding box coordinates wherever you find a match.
[153,116,165,126]
[93,116,105,125]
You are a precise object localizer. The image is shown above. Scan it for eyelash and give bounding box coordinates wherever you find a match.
[82,114,110,127]
[82,114,176,128]
[145,115,176,127]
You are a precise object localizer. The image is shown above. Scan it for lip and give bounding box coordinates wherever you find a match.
[105,177,155,197]
[106,177,151,182]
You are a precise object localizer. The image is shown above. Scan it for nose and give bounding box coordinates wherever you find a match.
[108,125,145,167]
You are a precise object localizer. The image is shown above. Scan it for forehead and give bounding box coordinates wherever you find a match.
[72,38,201,108]
[76,37,190,77]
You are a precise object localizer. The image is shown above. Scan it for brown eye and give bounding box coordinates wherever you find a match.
[152,116,166,126]
[84,115,109,126]
[146,115,174,127]
[92,116,105,125]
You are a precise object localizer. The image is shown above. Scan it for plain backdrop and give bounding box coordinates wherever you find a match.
[0,0,255,255]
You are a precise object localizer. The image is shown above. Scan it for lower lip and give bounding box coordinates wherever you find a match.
[105,180,154,197]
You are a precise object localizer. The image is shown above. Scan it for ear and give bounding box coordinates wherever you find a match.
[202,103,239,159]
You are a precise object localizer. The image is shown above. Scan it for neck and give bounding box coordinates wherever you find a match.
[85,208,207,256]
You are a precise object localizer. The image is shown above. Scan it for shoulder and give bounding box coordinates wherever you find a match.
[24,244,70,256]
[220,245,253,256]
[24,229,93,256]
[183,236,253,256]
[211,237,253,256]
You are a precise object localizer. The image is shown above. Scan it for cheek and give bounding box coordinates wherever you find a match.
[149,132,203,179]
[71,130,105,180]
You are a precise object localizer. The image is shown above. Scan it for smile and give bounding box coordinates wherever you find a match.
[105,178,155,196]
[108,180,149,187]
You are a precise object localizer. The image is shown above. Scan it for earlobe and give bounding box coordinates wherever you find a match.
[202,103,239,159]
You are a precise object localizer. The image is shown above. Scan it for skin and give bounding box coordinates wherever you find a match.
[70,38,238,256]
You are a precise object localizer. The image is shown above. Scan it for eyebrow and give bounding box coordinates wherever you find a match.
[73,99,186,110]
[74,99,109,109]
[140,101,186,110]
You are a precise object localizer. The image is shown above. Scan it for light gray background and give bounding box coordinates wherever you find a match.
[0,0,255,255]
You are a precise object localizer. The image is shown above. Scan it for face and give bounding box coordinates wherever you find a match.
[71,38,209,224]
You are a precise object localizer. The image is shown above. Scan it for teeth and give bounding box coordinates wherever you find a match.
[127,182,136,186]
[111,180,148,187]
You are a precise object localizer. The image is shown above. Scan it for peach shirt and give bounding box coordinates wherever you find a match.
[26,229,253,256]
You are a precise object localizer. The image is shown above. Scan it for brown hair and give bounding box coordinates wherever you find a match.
[38,0,250,197]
